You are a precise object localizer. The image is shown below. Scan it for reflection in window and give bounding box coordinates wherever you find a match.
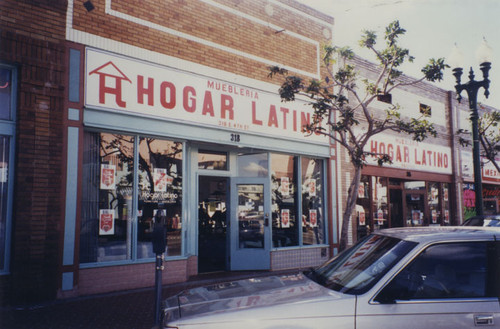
[0,137,10,271]
[428,182,440,225]
[377,242,492,301]
[80,133,184,264]
[0,65,14,273]
[355,176,370,239]
[198,150,227,170]
[237,153,268,177]
[271,154,298,247]
[138,138,183,258]
[372,177,388,230]
[0,68,12,120]
[80,133,134,263]
[302,157,324,245]
[404,181,425,190]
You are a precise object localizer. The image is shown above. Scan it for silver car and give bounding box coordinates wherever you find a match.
[163,227,500,328]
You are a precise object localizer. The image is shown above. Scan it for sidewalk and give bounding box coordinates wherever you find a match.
[0,270,298,329]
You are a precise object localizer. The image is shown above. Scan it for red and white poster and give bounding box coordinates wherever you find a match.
[281,209,290,228]
[358,183,365,198]
[280,177,290,196]
[154,168,171,192]
[99,209,115,235]
[309,209,317,227]
[100,164,116,190]
[431,210,438,223]
[358,209,366,226]
[309,180,316,197]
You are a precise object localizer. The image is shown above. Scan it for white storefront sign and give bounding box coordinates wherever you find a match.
[85,49,328,144]
[365,133,452,174]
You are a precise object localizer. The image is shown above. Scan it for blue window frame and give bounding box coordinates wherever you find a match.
[0,64,16,274]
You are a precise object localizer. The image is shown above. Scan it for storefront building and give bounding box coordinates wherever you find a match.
[342,57,462,242]
[59,0,335,297]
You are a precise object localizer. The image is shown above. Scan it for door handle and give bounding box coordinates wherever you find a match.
[475,315,494,326]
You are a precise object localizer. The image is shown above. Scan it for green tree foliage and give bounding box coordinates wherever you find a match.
[269,20,448,251]
[459,109,500,173]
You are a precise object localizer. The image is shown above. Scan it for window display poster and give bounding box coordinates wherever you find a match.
[444,210,449,223]
[281,209,290,228]
[358,183,365,198]
[309,209,317,227]
[358,208,366,226]
[432,210,438,223]
[154,168,170,192]
[309,180,316,197]
[99,209,115,235]
[412,210,421,225]
[100,164,116,190]
[280,177,289,196]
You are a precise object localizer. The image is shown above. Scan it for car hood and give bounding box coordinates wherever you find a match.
[163,273,346,323]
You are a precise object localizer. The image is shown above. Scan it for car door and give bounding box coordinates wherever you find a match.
[356,240,500,329]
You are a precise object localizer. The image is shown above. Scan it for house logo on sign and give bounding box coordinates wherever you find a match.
[89,61,131,108]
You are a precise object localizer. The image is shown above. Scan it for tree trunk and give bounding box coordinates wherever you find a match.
[339,165,363,251]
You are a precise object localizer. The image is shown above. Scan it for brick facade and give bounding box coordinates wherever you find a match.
[0,0,67,304]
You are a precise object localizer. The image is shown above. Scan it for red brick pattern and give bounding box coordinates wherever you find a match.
[0,0,67,304]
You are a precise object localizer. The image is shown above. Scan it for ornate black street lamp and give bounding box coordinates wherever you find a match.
[449,40,493,216]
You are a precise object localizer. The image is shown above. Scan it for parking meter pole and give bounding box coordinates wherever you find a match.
[154,253,163,326]
[152,210,167,327]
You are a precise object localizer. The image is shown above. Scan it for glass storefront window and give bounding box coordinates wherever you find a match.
[80,133,134,263]
[0,137,10,271]
[442,183,450,224]
[356,176,370,239]
[428,182,440,225]
[198,150,227,170]
[80,132,183,264]
[404,181,425,190]
[0,68,12,120]
[372,177,388,230]
[138,138,183,258]
[238,153,268,177]
[271,154,298,247]
[301,157,325,245]
[0,65,15,273]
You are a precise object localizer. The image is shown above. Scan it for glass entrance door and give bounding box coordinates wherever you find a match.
[230,178,270,270]
[198,176,228,273]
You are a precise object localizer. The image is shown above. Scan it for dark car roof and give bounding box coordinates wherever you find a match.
[376,226,500,243]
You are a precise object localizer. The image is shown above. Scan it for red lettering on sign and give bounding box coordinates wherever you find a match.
[202,91,214,117]
[137,75,154,106]
[252,101,263,125]
[183,86,196,113]
[160,81,176,109]
[268,105,278,127]
[221,94,234,120]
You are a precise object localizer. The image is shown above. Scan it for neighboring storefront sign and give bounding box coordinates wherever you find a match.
[364,133,452,174]
[461,151,500,182]
[85,49,328,144]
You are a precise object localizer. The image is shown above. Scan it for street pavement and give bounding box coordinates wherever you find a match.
[0,270,298,329]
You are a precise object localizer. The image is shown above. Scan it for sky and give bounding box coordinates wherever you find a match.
[296,0,500,108]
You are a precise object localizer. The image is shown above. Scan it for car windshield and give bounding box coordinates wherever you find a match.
[307,234,417,295]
